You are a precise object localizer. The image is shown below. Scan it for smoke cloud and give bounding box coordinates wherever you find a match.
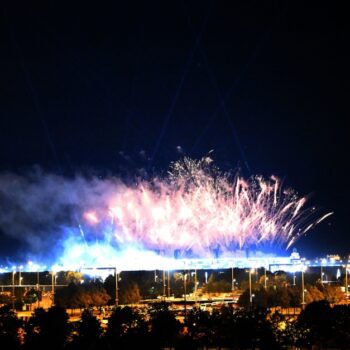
[0,168,120,261]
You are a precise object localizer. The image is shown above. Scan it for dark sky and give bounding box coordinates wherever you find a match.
[0,1,349,258]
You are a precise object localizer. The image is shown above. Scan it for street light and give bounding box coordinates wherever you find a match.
[345,264,349,301]
[37,269,40,289]
[167,270,171,298]
[51,270,56,305]
[193,269,197,295]
[183,272,187,321]
[192,269,199,305]
[19,265,23,286]
[163,270,166,300]
[115,268,120,306]
[249,268,255,307]
[231,267,235,292]
[12,267,16,310]
[36,268,40,308]
[301,265,307,309]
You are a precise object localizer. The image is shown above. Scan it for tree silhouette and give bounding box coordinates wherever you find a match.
[0,305,22,349]
[305,284,324,303]
[69,309,102,350]
[332,305,350,348]
[119,281,141,304]
[55,282,110,309]
[23,288,40,310]
[149,302,181,349]
[85,282,111,307]
[103,274,116,303]
[210,305,236,347]
[0,292,12,306]
[231,308,278,350]
[208,306,279,349]
[321,284,344,304]
[204,272,231,293]
[187,307,213,347]
[24,306,69,350]
[237,288,251,307]
[296,300,334,348]
[106,305,149,349]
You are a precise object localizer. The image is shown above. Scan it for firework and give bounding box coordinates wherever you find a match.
[80,156,331,258]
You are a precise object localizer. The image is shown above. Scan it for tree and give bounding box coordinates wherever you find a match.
[287,286,301,310]
[237,288,250,307]
[80,308,102,336]
[253,287,269,308]
[305,285,324,304]
[69,309,102,350]
[0,305,22,349]
[273,273,289,288]
[275,287,290,308]
[55,282,110,309]
[187,307,213,347]
[106,306,149,349]
[296,300,334,348]
[332,305,350,348]
[103,274,117,303]
[321,284,344,304]
[23,288,40,310]
[149,302,181,348]
[65,271,83,284]
[55,283,83,309]
[0,292,12,306]
[211,307,279,349]
[204,273,231,293]
[171,272,195,298]
[25,306,70,350]
[24,307,46,348]
[210,305,236,347]
[239,285,292,309]
[85,282,110,307]
[119,282,141,304]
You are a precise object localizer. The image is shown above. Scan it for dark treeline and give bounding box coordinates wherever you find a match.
[1,270,349,349]
[1,301,350,349]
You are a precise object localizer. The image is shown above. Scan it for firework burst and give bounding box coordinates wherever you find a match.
[82,156,332,258]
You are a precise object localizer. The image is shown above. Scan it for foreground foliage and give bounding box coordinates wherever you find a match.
[1,301,350,349]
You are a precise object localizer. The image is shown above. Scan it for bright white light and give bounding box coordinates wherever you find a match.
[300,265,307,272]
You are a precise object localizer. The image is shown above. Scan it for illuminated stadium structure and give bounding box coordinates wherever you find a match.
[1,250,349,277]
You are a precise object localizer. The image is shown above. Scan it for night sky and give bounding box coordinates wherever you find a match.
[0,1,349,258]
